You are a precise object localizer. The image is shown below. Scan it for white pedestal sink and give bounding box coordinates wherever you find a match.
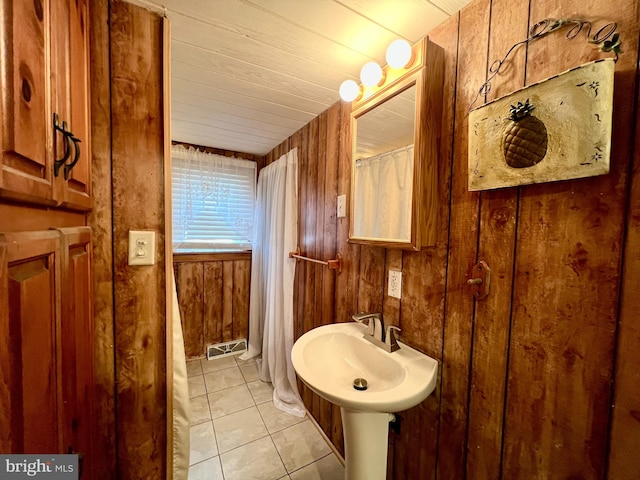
[291,322,438,480]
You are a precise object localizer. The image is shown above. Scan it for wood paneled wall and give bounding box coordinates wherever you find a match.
[268,0,640,478]
[174,253,251,358]
[87,0,116,477]
[86,0,640,477]
[110,2,166,478]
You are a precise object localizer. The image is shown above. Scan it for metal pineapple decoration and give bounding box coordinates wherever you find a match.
[503,98,548,168]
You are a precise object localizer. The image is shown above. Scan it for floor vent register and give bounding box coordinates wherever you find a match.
[206,339,247,360]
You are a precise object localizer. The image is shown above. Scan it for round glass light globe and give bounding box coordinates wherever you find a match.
[339,79,360,102]
[386,39,412,69]
[360,62,383,87]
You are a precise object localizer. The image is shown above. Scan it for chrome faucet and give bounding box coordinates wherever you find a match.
[351,313,401,353]
[351,312,383,340]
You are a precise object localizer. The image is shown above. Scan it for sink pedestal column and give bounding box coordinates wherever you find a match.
[341,407,391,480]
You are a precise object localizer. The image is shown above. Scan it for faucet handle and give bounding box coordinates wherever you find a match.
[385,325,401,352]
[352,312,382,321]
[352,312,379,336]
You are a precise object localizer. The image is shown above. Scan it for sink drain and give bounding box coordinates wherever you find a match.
[353,378,368,391]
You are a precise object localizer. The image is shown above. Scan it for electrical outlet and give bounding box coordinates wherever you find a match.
[337,194,346,218]
[128,230,156,266]
[388,270,402,299]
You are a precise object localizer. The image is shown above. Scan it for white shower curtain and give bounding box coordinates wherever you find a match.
[241,148,305,417]
[353,144,414,241]
[171,269,190,479]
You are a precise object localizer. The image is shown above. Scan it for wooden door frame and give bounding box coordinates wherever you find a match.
[162,14,175,480]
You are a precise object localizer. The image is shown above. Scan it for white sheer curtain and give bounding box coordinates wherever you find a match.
[172,145,256,252]
[353,144,414,241]
[241,148,305,417]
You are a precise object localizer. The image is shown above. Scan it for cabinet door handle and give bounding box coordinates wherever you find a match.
[53,113,72,177]
[64,135,81,180]
[53,113,82,180]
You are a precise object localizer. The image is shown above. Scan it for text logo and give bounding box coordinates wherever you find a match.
[0,455,77,480]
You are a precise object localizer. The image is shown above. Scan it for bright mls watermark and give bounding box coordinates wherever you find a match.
[0,455,78,479]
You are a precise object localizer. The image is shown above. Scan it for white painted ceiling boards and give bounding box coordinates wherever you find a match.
[130,0,473,155]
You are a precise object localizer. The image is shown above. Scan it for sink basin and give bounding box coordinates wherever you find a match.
[291,321,438,479]
[291,321,438,413]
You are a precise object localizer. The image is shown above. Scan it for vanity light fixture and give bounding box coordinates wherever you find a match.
[339,38,415,102]
[339,79,362,102]
[360,61,385,87]
[386,39,413,69]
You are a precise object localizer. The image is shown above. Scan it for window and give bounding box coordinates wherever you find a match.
[172,146,256,252]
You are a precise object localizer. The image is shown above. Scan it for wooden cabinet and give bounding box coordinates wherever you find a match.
[0,0,91,210]
[348,38,443,250]
[0,228,94,477]
[0,2,96,476]
[0,2,95,476]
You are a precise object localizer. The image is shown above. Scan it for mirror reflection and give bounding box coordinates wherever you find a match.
[352,84,416,242]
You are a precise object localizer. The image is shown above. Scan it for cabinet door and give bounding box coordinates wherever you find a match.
[0,230,63,453]
[58,227,94,478]
[0,0,92,210]
[52,0,92,210]
[0,0,56,206]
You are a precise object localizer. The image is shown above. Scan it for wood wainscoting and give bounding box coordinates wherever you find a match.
[173,252,251,358]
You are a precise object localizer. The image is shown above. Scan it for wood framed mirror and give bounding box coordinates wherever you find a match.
[349,37,444,250]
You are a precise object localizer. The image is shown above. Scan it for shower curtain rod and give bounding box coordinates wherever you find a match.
[289,247,342,273]
[355,143,414,165]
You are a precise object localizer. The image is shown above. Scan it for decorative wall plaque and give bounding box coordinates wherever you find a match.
[468,58,614,191]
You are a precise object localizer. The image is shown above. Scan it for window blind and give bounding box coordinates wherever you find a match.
[172,146,256,252]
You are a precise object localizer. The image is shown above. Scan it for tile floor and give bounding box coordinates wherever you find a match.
[187,355,345,480]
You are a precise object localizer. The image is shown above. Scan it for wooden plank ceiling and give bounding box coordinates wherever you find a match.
[127,0,472,155]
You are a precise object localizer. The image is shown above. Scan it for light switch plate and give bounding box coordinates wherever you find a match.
[128,230,156,266]
[388,270,402,299]
[337,194,347,218]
